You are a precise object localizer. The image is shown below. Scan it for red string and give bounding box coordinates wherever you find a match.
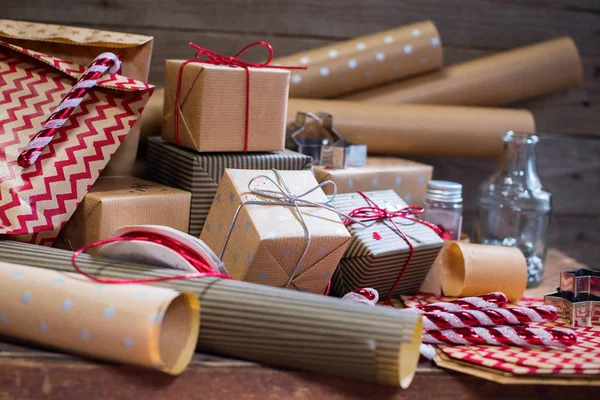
[72,231,233,284]
[174,42,306,151]
[343,191,442,305]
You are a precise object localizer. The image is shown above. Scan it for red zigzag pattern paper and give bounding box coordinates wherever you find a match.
[0,41,153,244]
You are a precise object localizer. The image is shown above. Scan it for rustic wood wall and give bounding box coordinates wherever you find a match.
[4,1,600,266]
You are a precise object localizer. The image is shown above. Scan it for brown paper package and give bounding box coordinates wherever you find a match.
[200,169,351,294]
[0,241,424,388]
[442,242,528,302]
[274,21,442,99]
[140,87,165,148]
[340,37,582,106]
[54,176,190,254]
[313,157,433,206]
[0,19,154,176]
[163,60,289,152]
[288,99,535,158]
[0,261,199,375]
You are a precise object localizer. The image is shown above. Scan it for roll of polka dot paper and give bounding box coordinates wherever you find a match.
[273,21,442,98]
[0,261,199,375]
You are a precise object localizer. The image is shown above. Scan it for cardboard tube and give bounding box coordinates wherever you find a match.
[420,234,470,296]
[0,261,199,375]
[0,241,424,388]
[274,21,443,99]
[340,37,582,106]
[287,98,535,157]
[442,243,527,302]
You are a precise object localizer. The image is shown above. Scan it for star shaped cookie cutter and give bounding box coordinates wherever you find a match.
[544,268,600,327]
[286,111,366,168]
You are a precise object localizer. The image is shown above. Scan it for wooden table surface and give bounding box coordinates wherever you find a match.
[1,249,597,400]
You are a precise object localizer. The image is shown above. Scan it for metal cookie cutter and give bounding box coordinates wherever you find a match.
[544,268,600,327]
[285,112,366,168]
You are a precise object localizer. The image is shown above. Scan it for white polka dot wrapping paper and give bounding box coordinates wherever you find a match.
[341,37,582,107]
[273,21,442,98]
[0,261,199,375]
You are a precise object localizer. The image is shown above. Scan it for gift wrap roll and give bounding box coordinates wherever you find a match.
[442,242,528,302]
[0,241,423,388]
[340,37,582,106]
[0,261,199,375]
[287,99,535,157]
[419,234,470,296]
[274,21,443,99]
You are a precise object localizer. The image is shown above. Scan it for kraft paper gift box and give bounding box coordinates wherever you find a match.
[162,59,289,152]
[200,169,351,294]
[147,137,312,236]
[313,156,433,207]
[0,42,152,245]
[329,190,444,299]
[54,176,190,253]
[0,19,154,176]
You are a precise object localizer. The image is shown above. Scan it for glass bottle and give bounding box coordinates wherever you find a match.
[422,180,463,241]
[474,131,551,288]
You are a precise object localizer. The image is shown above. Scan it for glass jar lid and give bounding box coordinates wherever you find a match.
[425,180,463,203]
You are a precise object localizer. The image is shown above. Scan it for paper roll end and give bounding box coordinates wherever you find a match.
[397,314,423,389]
[156,292,200,375]
[441,242,466,297]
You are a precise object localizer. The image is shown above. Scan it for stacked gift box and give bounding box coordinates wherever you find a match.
[0,16,593,388]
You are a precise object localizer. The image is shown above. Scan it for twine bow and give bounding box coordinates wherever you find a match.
[344,191,442,305]
[174,42,305,151]
[219,169,362,290]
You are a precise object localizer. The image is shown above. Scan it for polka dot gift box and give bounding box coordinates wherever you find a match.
[328,190,444,300]
[313,156,433,207]
[200,169,351,294]
[273,21,442,98]
[0,261,199,375]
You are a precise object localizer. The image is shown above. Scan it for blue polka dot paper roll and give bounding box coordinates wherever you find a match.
[0,261,199,375]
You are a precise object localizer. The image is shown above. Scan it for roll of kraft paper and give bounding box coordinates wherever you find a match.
[287,99,535,158]
[340,37,582,106]
[0,241,423,388]
[274,20,443,99]
[0,261,199,375]
[442,242,528,303]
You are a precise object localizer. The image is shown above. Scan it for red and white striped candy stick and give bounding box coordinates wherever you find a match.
[423,326,576,348]
[418,305,558,330]
[413,292,508,313]
[17,52,121,168]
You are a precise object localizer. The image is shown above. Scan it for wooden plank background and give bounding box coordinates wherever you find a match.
[4,0,600,266]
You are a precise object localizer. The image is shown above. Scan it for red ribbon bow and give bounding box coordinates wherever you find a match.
[174,42,306,152]
[344,191,442,305]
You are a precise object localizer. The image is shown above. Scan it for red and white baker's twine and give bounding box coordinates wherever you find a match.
[416,305,558,330]
[18,52,121,168]
[423,326,576,348]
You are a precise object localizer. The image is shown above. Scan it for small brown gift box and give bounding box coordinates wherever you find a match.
[200,169,351,293]
[329,190,444,299]
[163,60,289,152]
[55,176,190,253]
[313,156,433,207]
[0,19,153,176]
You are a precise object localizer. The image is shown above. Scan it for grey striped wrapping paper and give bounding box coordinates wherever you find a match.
[147,137,312,237]
[329,190,444,299]
[0,241,423,388]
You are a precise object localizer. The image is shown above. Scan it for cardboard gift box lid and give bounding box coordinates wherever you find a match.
[163,60,289,152]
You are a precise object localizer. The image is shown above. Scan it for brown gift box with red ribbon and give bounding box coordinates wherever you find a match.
[328,190,444,301]
[162,59,290,153]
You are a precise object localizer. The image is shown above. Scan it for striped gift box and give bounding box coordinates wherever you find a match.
[329,190,444,299]
[147,137,312,237]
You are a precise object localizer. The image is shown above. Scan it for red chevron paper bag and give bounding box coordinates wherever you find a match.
[0,41,153,245]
